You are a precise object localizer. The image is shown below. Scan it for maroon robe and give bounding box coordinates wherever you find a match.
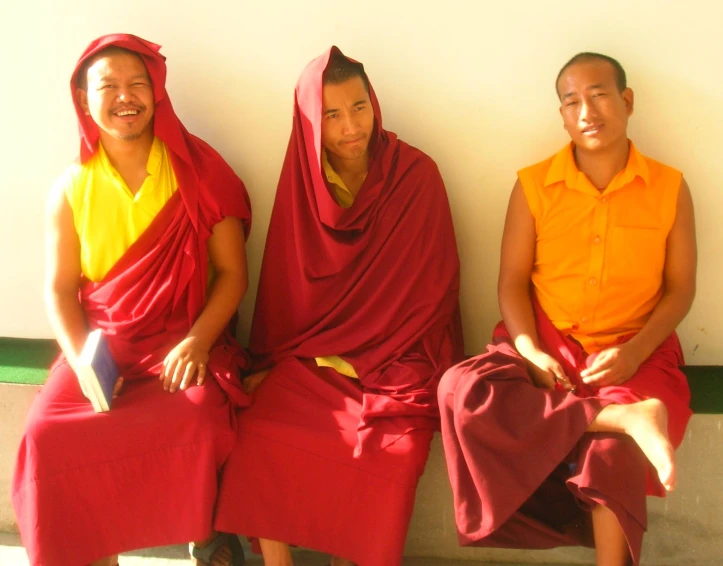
[214,47,463,565]
[438,300,691,565]
[11,34,251,566]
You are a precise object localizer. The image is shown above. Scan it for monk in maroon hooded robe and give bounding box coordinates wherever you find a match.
[12,34,251,566]
[214,48,463,566]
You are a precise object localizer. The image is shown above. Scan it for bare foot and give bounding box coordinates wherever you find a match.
[591,399,676,491]
[624,399,676,491]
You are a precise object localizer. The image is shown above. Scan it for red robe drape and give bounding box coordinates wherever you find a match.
[12,34,251,566]
[438,300,691,565]
[214,46,463,565]
[248,45,463,453]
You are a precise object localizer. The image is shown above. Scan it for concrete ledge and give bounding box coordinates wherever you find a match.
[0,383,38,532]
[3,381,722,564]
[0,533,581,566]
[406,420,723,565]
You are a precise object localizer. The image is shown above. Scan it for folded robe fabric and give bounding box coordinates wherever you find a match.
[249,45,464,454]
[12,33,252,565]
[214,46,463,566]
[438,300,691,565]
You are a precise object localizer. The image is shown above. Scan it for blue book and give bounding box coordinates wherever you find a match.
[77,329,120,413]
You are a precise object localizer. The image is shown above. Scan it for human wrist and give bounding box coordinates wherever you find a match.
[621,338,649,368]
[513,336,543,360]
[183,332,213,353]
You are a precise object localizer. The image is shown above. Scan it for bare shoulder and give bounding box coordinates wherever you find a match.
[672,176,696,233]
[506,179,533,218]
[679,176,692,198]
[663,176,696,284]
[501,180,536,258]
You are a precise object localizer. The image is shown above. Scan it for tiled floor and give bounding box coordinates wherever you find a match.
[0,532,573,565]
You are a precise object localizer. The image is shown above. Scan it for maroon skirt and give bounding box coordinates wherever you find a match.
[214,357,433,566]
[12,359,237,566]
[438,322,690,565]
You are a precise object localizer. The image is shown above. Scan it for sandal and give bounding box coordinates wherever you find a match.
[189,532,245,565]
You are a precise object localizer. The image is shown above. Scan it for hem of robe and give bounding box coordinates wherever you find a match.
[439,327,689,566]
[11,362,236,566]
[214,358,432,566]
[441,340,608,534]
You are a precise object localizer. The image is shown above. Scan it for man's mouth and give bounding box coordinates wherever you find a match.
[113,107,142,117]
[582,124,603,135]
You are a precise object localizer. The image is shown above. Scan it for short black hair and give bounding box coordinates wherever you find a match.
[76,45,145,90]
[322,50,370,93]
[555,52,627,98]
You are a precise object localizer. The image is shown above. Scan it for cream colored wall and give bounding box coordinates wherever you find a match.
[1,1,721,363]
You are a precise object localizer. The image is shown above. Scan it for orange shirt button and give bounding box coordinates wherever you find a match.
[581,316,589,323]
[593,236,602,244]
[589,277,597,286]
[600,196,608,203]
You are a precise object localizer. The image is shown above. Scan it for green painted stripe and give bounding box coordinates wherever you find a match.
[1,338,722,413]
[684,366,723,415]
[0,338,59,385]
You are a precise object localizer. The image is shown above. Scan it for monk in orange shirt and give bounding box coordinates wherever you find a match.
[438,52,696,566]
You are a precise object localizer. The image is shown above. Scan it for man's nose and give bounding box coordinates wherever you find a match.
[579,99,596,122]
[341,113,358,134]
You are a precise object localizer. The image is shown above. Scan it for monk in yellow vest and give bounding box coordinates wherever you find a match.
[438,52,696,566]
[12,35,251,566]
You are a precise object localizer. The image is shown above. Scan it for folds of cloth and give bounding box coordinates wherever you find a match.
[12,33,254,566]
[11,360,237,566]
[214,357,433,566]
[438,320,691,565]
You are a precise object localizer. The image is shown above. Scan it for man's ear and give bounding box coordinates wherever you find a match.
[622,87,634,116]
[76,88,90,116]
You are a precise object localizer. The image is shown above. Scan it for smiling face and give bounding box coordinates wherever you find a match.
[320,76,374,166]
[557,59,634,154]
[76,49,155,144]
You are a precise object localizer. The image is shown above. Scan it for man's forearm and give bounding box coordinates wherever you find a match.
[499,282,541,357]
[46,291,88,368]
[626,288,695,363]
[186,271,246,350]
